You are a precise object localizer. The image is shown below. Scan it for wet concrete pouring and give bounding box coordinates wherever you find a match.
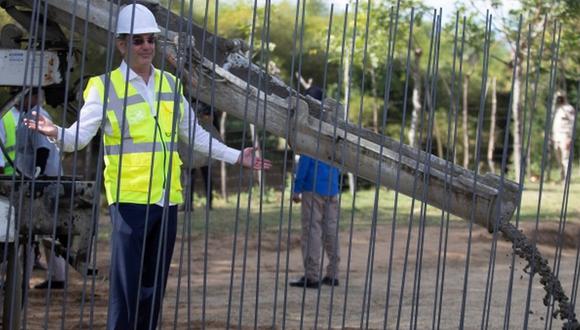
[500,222,580,329]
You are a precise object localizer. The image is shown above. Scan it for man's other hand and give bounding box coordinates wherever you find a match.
[23,111,58,139]
[237,147,272,171]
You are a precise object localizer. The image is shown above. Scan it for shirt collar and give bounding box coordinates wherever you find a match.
[119,60,156,85]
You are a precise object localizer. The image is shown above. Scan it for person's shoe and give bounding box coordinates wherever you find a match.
[85,267,98,276]
[321,276,339,286]
[289,276,320,289]
[34,280,65,289]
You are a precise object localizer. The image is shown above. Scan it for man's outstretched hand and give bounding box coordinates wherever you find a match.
[23,111,58,138]
[237,147,272,171]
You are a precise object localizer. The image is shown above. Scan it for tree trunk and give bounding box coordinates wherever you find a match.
[511,55,522,180]
[370,69,379,133]
[487,77,497,174]
[219,111,228,201]
[463,75,470,168]
[440,79,459,164]
[409,48,422,148]
[432,112,443,157]
[544,89,559,182]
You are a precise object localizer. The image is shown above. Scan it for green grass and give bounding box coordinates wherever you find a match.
[174,172,580,238]
[94,169,580,241]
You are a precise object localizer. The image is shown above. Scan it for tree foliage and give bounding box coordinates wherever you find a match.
[0,0,564,178]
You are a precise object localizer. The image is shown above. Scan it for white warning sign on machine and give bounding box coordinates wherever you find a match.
[0,49,62,86]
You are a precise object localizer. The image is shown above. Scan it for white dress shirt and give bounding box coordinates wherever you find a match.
[54,61,241,204]
[552,103,576,142]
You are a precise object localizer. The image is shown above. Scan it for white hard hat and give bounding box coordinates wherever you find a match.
[116,4,160,35]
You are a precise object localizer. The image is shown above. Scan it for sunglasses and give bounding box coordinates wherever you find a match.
[131,35,156,46]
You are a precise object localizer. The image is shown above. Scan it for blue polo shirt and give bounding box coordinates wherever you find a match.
[293,155,340,196]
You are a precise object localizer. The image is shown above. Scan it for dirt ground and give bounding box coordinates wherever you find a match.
[20,219,580,329]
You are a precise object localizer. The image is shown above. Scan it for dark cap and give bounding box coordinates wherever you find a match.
[304,86,324,101]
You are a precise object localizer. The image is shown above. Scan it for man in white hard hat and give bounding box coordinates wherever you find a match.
[25,3,271,329]
[552,90,576,181]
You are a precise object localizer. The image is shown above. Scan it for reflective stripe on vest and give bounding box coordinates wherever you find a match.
[1,110,16,174]
[94,68,184,205]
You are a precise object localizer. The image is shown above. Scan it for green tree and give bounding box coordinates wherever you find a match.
[481,0,579,179]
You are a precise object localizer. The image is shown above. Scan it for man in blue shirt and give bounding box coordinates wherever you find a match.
[290,86,341,289]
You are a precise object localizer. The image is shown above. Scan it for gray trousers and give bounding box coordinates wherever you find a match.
[553,138,572,180]
[301,192,340,281]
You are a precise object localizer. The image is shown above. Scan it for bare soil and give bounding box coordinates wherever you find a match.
[21,219,580,329]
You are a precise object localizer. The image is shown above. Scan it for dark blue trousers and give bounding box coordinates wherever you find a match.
[106,203,177,330]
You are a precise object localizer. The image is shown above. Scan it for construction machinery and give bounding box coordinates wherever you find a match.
[0,2,95,328]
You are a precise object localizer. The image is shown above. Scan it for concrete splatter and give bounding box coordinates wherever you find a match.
[500,222,579,329]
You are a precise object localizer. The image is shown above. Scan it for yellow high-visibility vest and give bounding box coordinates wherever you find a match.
[1,109,16,175]
[86,67,184,205]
